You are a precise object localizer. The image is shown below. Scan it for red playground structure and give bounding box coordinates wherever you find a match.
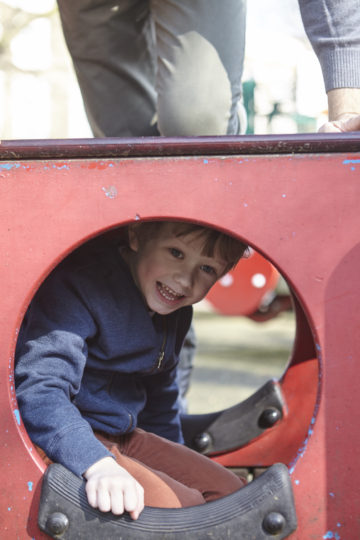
[0,134,359,539]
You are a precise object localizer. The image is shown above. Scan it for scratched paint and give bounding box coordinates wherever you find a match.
[13,409,21,425]
[289,414,317,474]
[102,185,118,199]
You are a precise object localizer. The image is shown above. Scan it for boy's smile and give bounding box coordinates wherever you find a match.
[127,223,228,315]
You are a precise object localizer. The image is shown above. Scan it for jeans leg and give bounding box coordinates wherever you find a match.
[151,0,247,135]
[57,0,159,137]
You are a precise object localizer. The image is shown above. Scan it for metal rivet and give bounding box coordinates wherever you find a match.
[262,512,286,535]
[258,407,281,429]
[46,512,69,535]
[193,432,211,452]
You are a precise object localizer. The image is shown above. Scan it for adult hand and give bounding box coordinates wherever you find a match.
[319,113,360,133]
[320,89,360,132]
[84,456,144,519]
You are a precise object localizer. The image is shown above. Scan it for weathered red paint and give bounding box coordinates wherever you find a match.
[0,135,359,539]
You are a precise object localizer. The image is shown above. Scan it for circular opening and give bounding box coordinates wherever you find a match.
[14,222,319,477]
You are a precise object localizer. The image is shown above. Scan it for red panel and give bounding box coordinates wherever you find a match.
[0,136,359,538]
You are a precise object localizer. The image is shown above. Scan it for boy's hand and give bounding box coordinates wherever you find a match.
[84,457,144,519]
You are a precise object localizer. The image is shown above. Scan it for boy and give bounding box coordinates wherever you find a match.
[15,221,248,520]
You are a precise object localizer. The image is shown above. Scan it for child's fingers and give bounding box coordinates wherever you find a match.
[109,489,125,516]
[96,485,112,513]
[123,481,144,520]
[85,481,98,509]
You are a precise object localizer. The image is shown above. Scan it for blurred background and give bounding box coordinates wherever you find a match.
[0,0,328,139]
[1,0,317,414]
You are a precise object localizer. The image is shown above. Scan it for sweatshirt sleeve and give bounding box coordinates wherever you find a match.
[298,0,360,91]
[15,269,114,477]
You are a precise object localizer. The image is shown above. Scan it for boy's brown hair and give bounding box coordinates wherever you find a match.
[128,220,248,274]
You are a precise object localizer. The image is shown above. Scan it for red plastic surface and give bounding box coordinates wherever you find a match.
[206,249,279,315]
[0,135,359,538]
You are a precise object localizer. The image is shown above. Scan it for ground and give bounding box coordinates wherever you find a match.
[187,304,295,414]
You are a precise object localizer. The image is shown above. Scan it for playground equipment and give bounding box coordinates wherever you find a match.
[1,133,359,538]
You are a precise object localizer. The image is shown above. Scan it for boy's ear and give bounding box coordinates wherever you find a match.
[128,224,140,252]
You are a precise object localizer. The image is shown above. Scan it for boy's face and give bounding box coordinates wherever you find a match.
[128,223,228,315]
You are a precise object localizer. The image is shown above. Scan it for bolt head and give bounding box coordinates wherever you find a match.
[258,407,281,429]
[262,511,286,535]
[46,512,69,535]
[193,432,211,452]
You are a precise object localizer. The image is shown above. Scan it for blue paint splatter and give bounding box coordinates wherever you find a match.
[28,481,33,492]
[14,409,21,425]
[329,492,335,498]
[203,159,208,164]
[0,163,20,171]
[343,159,360,164]
[294,479,300,485]
[52,164,69,170]
[323,532,340,540]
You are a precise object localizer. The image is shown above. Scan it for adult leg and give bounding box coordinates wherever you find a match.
[151,0,247,135]
[57,0,159,137]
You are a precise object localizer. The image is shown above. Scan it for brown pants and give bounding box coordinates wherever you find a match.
[96,428,245,508]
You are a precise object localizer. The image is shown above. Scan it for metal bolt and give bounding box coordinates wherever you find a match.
[46,512,69,536]
[258,407,281,429]
[193,432,211,452]
[262,512,286,535]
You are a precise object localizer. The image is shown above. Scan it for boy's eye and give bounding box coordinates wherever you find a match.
[170,248,183,259]
[200,264,216,276]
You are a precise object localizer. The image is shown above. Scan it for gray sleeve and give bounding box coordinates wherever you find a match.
[298,0,360,91]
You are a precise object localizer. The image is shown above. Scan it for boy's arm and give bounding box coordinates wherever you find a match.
[15,271,144,518]
[15,273,113,476]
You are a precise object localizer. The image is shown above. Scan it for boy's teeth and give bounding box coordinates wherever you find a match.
[158,283,182,301]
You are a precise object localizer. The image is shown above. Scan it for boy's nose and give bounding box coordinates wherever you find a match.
[174,270,193,293]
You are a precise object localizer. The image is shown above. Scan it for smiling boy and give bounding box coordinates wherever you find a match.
[15,220,248,520]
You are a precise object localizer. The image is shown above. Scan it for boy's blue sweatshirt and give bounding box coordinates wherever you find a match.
[15,240,192,477]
